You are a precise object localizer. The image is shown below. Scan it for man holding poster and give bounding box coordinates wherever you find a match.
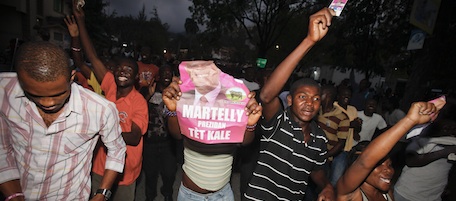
[162,60,262,200]
[244,8,336,201]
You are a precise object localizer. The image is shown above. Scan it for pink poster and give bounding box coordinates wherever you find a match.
[176,61,250,144]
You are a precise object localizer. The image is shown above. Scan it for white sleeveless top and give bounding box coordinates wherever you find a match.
[182,147,233,191]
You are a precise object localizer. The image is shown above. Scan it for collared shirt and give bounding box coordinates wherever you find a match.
[92,72,148,185]
[318,106,350,156]
[194,82,221,106]
[245,107,328,200]
[0,72,126,200]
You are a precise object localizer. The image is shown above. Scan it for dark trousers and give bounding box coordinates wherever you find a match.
[142,140,177,201]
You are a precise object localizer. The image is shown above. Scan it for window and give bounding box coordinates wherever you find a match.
[53,0,63,13]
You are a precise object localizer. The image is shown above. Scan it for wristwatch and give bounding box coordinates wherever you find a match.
[94,189,112,200]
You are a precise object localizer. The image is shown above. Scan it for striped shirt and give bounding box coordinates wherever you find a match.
[317,107,350,158]
[0,73,126,200]
[244,108,328,201]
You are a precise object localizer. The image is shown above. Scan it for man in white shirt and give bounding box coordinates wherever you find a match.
[0,41,126,201]
[354,98,387,147]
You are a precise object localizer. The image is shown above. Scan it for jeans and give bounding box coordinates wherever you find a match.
[330,151,348,186]
[177,182,234,201]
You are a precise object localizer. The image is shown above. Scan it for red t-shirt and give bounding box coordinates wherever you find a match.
[92,72,148,185]
[137,61,159,88]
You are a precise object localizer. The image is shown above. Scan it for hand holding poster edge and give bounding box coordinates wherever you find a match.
[406,95,446,139]
[176,61,252,144]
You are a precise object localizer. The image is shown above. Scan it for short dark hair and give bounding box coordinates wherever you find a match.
[15,41,71,82]
[321,84,337,102]
[112,56,139,76]
[289,78,320,97]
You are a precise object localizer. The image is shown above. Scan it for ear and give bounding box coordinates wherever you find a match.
[287,94,292,106]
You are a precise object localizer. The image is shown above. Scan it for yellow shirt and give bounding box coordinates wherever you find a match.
[87,71,103,96]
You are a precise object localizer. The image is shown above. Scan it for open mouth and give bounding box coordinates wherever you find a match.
[118,76,128,81]
[380,178,391,184]
[302,109,314,116]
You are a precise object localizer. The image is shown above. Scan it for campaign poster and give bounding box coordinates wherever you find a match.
[410,0,441,35]
[407,29,426,50]
[176,60,250,144]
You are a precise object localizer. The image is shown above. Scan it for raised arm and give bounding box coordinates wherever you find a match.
[260,8,335,121]
[64,15,92,79]
[162,77,183,140]
[241,92,262,146]
[406,145,456,167]
[72,0,107,83]
[337,101,439,196]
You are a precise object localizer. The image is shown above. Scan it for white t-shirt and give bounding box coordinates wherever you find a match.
[353,112,387,146]
[394,137,455,201]
[384,109,406,126]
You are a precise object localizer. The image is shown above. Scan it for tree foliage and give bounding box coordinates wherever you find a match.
[190,0,325,58]
[103,4,169,54]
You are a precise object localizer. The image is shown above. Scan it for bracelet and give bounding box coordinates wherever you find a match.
[164,106,177,117]
[5,193,24,201]
[166,110,177,117]
[246,123,257,132]
[71,47,81,52]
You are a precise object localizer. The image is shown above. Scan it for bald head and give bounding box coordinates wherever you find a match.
[15,41,72,82]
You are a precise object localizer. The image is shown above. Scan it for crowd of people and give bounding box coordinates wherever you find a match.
[1,2,455,201]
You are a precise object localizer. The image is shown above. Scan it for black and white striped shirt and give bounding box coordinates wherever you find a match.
[244,108,328,201]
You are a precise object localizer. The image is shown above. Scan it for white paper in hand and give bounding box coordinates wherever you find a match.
[329,0,348,17]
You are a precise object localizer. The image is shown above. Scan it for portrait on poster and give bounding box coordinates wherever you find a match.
[176,61,250,144]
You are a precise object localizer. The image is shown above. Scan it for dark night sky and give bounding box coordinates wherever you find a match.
[105,0,192,33]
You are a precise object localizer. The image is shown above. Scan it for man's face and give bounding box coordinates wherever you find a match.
[18,70,72,114]
[186,62,220,94]
[288,85,321,123]
[140,50,151,63]
[337,88,352,106]
[114,61,137,88]
[160,68,173,87]
[364,99,377,116]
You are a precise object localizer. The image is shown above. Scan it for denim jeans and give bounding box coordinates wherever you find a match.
[177,182,234,201]
[330,151,348,186]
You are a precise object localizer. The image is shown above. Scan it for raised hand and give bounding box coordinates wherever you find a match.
[64,15,79,37]
[406,102,438,125]
[307,8,336,43]
[162,76,182,112]
[245,92,262,127]
[148,77,157,96]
